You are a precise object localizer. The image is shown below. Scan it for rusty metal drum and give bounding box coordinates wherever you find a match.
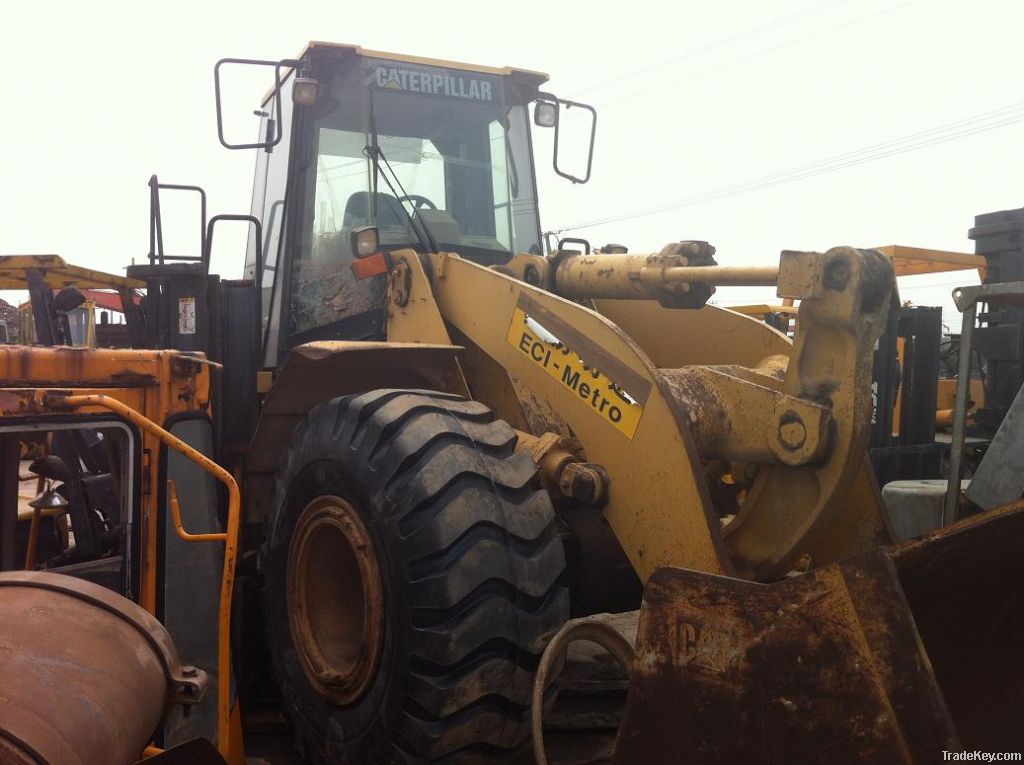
[0,571,206,765]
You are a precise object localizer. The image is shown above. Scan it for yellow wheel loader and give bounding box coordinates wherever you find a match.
[1,42,1022,765]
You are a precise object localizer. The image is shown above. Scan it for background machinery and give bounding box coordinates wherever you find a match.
[2,42,1022,764]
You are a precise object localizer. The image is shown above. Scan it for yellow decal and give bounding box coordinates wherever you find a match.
[506,306,643,438]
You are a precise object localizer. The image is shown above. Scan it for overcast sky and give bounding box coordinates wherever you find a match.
[4,0,1022,327]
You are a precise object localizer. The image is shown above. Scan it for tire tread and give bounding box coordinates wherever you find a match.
[270,389,567,762]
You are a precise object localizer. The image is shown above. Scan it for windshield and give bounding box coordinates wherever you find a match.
[309,64,535,260]
[369,86,514,253]
[287,57,542,340]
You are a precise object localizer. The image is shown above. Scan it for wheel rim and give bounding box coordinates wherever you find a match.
[287,495,384,705]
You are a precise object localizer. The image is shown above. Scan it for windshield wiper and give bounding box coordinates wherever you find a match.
[364,143,440,254]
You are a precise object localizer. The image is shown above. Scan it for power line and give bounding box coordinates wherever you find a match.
[723,101,1024,188]
[560,112,1024,230]
[554,102,1024,233]
[597,1,913,109]
[572,0,847,98]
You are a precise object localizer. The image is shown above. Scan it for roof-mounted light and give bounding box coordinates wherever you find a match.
[292,72,320,107]
[534,100,558,128]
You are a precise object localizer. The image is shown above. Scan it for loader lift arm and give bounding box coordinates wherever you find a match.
[385,243,896,581]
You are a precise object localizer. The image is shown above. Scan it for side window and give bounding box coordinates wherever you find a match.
[490,120,512,249]
[0,423,135,598]
[311,127,370,258]
[290,127,382,337]
[506,105,542,255]
[67,306,88,347]
[253,76,294,366]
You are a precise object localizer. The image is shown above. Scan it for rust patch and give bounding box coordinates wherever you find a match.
[0,390,36,415]
[658,367,728,444]
[613,506,1024,762]
[287,496,384,706]
[614,561,951,763]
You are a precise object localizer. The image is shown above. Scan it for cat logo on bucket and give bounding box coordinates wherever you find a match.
[374,65,494,102]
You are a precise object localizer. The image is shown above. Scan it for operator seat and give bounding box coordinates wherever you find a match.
[343,191,410,230]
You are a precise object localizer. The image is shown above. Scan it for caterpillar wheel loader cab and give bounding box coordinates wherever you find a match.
[227,43,593,368]
[4,40,1024,765]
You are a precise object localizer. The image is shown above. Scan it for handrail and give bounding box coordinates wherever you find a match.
[59,394,238,758]
[148,174,209,267]
[167,479,227,543]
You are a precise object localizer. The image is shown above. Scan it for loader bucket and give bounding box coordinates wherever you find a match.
[611,504,1024,763]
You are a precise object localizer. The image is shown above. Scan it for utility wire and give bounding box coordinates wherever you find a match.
[725,101,1024,187]
[597,1,912,109]
[553,102,1024,233]
[573,0,847,97]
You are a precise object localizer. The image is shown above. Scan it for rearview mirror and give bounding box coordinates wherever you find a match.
[535,92,597,185]
[213,57,299,150]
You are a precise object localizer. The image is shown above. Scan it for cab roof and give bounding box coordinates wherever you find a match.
[263,42,550,107]
[300,41,550,84]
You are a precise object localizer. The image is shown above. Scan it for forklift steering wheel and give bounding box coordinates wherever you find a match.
[397,194,438,211]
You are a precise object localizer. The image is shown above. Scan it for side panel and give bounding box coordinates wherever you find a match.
[594,299,792,367]
[160,415,223,748]
[218,281,260,452]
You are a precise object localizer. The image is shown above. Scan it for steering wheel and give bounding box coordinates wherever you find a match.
[397,194,438,212]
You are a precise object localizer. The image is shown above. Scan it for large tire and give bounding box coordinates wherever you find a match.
[265,389,569,763]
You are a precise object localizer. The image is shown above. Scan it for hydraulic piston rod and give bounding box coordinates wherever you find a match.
[655,265,779,285]
[553,243,779,305]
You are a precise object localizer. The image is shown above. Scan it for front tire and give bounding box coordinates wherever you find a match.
[265,389,569,763]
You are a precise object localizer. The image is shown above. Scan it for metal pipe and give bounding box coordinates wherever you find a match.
[944,301,976,525]
[60,394,238,758]
[532,619,634,765]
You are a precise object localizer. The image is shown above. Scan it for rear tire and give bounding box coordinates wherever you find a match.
[265,389,569,763]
